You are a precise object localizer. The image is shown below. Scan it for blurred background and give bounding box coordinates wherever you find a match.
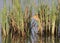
[0,0,60,43]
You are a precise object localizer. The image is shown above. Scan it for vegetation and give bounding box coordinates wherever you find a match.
[1,0,60,43]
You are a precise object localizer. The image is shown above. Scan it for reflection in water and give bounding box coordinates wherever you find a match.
[2,34,60,43]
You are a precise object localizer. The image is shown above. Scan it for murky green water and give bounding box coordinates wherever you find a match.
[2,35,60,43]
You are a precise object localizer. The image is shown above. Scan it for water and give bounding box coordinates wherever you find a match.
[2,34,60,43]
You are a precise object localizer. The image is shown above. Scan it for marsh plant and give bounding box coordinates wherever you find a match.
[1,0,60,43]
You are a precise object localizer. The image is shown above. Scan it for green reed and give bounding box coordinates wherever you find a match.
[1,0,60,43]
